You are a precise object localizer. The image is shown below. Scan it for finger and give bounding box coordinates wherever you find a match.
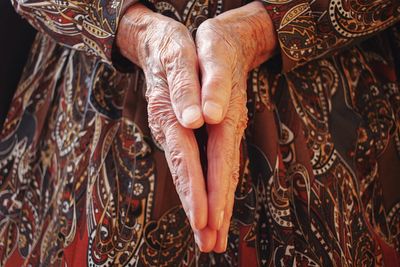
[206,123,233,230]
[147,84,208,231]
[165,35,204,129]
[206,82,247,231]
[162,122,208,231]
[196,24,234,124]
[213,134,241,253]
[212,204,232,253]
[193,227,217,253]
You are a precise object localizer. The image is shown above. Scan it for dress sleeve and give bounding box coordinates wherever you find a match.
[11,0,139,64]
[262,0,400,72]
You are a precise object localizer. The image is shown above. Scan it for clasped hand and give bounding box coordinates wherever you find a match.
[116,1,276,253]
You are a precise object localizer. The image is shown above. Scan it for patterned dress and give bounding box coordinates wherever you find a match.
[1,0,400,266]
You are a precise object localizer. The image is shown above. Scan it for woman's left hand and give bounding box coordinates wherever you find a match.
[195,1,277,252]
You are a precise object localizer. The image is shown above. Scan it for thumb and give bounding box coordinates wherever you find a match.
[196,21,236,124]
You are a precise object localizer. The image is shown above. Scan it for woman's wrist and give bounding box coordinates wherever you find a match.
[239,1,278,70]
[250,2,278,69]
[115,3,154,66]
[209,1,277,71]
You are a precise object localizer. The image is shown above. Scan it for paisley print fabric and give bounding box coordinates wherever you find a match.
[1,0,400,266]
[262,0,400,71]
[10,0,139,64]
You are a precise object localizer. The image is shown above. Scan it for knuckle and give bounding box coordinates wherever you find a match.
[149,122,166,148]
[230,83,247,106]
[160,42,191,64]
[224,113,238,130]
[172,173,190,198]
[147,88,177,146]
[169,148,190,198]
[229,88,248,132]
[159,122,192,199]
[158,24,194,67]
[224,106,247,132]
[157,39,173,66]
[170,78,196,105]
[217,147,235,170]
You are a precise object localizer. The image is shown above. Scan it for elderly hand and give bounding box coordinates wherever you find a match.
[116,4,217,250]
[117,1,277,253]
[195,1,277,252]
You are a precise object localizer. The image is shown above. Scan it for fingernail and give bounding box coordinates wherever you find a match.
[182,105,201,125]
[218,211,224,230]
[203,101,223,122]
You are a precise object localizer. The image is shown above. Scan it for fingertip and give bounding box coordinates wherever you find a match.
[213,223,230,253]
[206,184,227,231]
[213,236,228,253]
[206,145,229,231]
[194,228,217,253]
[188,182,209,231]
[199,243,214,253]
[203,101,224,124]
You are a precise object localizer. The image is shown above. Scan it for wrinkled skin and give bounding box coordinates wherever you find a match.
[116,1,276,252]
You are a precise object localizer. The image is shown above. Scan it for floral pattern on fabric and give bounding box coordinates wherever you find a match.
[262,0,400,71]
[10,0,138,63]
[0,0,400,266]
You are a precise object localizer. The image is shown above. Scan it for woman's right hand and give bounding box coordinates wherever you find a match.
[116,4,216,251]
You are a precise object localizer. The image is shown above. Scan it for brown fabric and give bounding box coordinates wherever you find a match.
[263,0,400,71]
[0,0,400,266]
[9,0,139,64]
